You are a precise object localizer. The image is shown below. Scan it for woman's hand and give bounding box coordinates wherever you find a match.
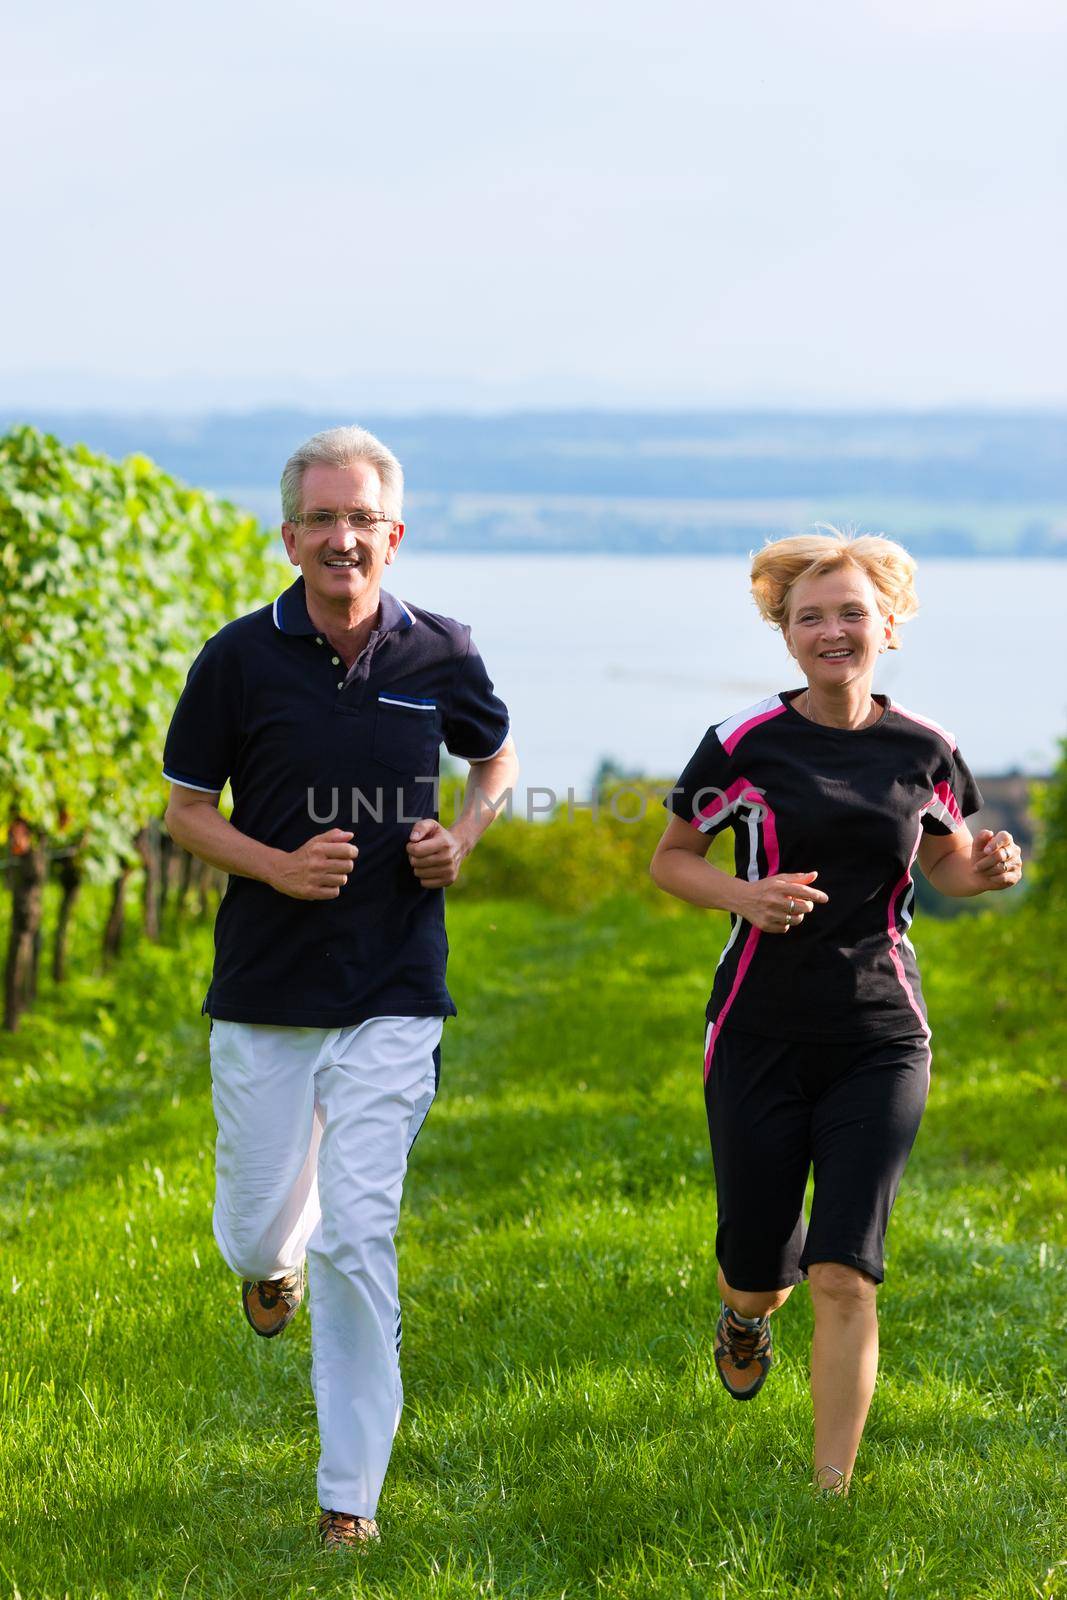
[650,818,829,926]
[740,870,829,933]
[971,828,1023,891]
[920,825,1023,897]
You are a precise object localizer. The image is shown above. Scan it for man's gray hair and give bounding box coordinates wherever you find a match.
[280,425,404,523]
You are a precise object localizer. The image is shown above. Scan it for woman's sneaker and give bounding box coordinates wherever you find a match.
[714,1300,774,1400]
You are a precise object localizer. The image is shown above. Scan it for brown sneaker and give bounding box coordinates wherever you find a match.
[714,1300,774,1400]
[318,1509,380,1550]
[241,1266,304,1338]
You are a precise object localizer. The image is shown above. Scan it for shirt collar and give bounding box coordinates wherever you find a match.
[272,576,415,637]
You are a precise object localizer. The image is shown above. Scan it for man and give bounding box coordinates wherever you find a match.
[162,425,517,1551]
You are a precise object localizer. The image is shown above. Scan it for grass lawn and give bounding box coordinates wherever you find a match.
[0,893,1064,1598]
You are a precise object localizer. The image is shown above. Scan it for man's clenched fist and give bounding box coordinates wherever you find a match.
[270,828,359,900]
[406,818,465,888]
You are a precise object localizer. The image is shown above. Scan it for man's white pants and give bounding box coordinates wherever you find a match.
[208,1013,443,1519]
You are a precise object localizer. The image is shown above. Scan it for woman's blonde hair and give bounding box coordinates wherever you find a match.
[750,524,919,650]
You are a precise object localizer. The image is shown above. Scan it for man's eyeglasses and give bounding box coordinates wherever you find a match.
[293,509,395,532]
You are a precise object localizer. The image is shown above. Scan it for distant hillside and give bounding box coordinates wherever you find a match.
[4,409,1065,556]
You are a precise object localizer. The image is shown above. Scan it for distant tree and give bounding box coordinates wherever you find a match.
[592,756,647,792]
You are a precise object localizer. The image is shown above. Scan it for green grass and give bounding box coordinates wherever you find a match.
[0,891,1064,1599]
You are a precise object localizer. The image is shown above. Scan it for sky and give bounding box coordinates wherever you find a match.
[3,0,1066,412]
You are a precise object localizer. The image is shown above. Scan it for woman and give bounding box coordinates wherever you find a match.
[649,528,1023,1494]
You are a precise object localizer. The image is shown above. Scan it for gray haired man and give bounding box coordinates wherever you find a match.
[163,426,517,1548]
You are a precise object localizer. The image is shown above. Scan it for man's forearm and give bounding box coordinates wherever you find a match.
[164,802,284,889]
[451,744,520,857]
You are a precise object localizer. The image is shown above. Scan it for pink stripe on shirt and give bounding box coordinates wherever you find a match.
[885,824,932,1054]
[720,702,788,756]
[931,780,963,827]
[892,702,958,753]
[691,776,765,831]
[704,796,780,1080]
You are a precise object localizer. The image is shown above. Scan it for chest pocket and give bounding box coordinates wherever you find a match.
[372,693,441,775]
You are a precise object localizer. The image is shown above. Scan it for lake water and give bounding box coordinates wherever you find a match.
[377,553,1062,792]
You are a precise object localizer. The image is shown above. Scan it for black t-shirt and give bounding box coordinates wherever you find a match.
[162,578,510,1028]
[665,690,983,1043]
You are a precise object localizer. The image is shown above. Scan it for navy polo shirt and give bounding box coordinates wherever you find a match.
[162,576,510,1027]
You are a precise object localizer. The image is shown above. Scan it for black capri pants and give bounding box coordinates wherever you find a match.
[705,1024,931,1290]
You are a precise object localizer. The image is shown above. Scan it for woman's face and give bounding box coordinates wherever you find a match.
[782,564,893,692]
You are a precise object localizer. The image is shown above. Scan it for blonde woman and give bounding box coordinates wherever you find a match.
[650,528,1022,1494]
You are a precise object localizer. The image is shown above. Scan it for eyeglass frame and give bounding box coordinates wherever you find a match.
[290,508,398,532]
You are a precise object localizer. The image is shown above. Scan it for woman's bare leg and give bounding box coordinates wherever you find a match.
[808,1261,879,1492]
[714,1267,794,1399]
[718,1265,794,1319]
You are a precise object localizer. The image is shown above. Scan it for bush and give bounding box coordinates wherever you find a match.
[1028,735,1067,907]
[447,777,733,914]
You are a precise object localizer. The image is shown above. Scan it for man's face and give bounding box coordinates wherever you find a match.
[281,459,405,610]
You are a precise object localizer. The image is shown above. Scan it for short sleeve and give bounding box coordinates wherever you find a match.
[162,636,242,794]
[664,726,739,835]
[920,743,984,834]
[442,632,510,761]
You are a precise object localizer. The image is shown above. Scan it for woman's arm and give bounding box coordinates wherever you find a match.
[650,814,830,933]
[917,825,1023,898]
